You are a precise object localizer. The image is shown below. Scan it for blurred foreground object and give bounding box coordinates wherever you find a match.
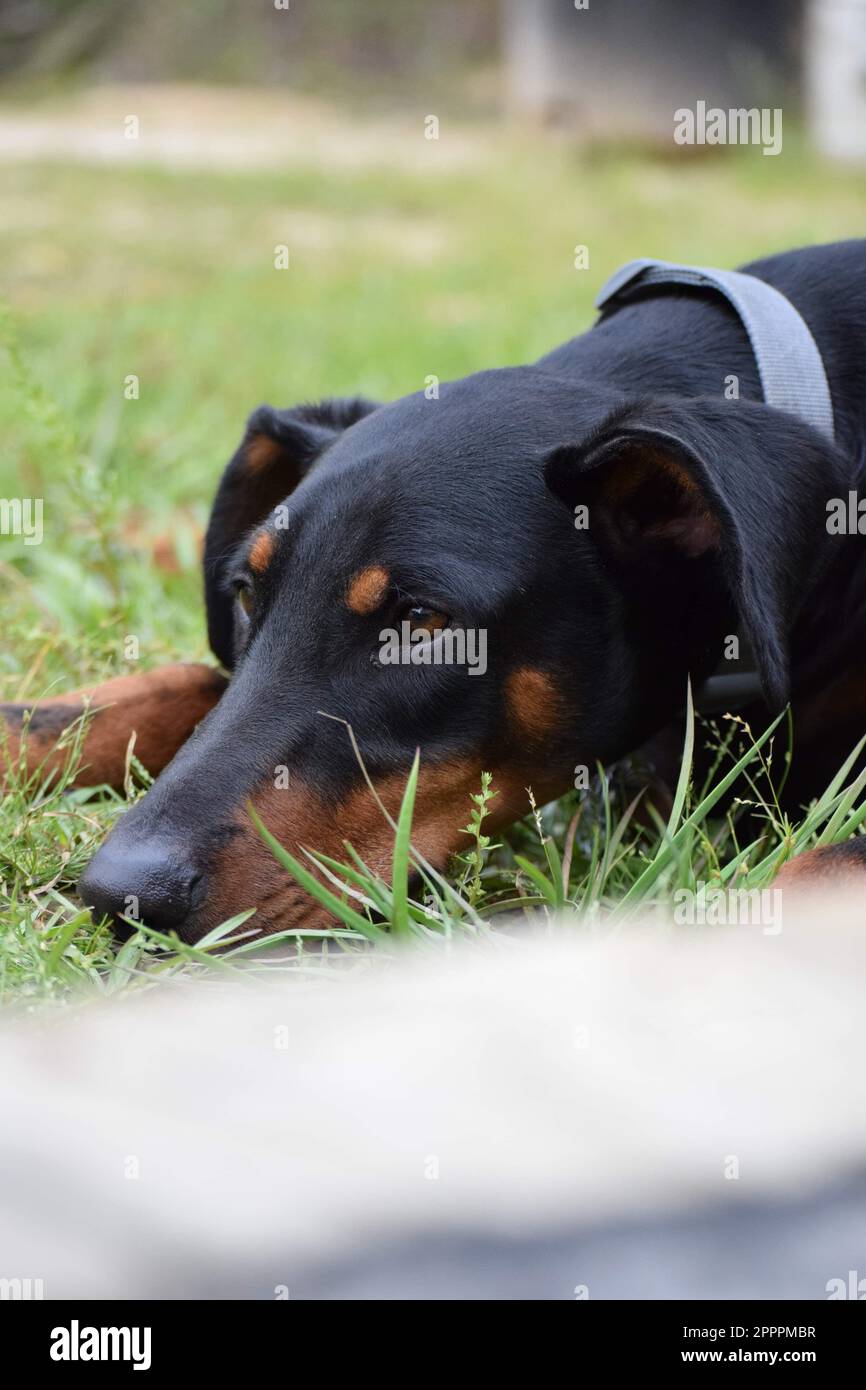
[1,895,865,1299]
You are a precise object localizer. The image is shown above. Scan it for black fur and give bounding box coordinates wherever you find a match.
[79,240,866,939]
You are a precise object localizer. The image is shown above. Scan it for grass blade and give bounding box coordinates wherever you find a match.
[391,750,420,937]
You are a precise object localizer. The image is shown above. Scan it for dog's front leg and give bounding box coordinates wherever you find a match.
[0,663,228,791]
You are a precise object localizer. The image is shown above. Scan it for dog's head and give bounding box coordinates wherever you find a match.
[79,373,845,940]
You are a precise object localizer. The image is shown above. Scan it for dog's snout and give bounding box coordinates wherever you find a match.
[78,839,202,936]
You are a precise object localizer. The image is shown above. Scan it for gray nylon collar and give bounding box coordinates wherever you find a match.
[595,257,835,441]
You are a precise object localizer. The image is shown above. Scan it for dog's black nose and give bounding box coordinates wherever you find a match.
[78,839,202,935]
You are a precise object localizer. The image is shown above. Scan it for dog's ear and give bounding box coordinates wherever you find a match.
[204,397,379,668]
[544,397,847,711]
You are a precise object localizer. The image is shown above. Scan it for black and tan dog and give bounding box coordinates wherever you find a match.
[6,240,866,939]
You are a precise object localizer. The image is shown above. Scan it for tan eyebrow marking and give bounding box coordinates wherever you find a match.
[346,565,391,615]
[505,667,564,744]
[249,529,276,574]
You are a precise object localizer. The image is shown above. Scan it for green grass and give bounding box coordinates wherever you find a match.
[2,105,866,1002]
[253,695,866,942]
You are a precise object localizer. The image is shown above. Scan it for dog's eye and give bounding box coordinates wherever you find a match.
[235,583,254,621]
[404,605,450,636]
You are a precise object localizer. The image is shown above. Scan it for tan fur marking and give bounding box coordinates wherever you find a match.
[0,664,227,791]
[248,530,275,574]
[346,565,391,615]
[601,449,701,505]
[245,434,282,472]
[775,844,866,890]
[205,759,544,939]
[505,667,564,743]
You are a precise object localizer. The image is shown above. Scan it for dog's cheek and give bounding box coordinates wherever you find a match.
[504,667,566,747]
[202,781,341,935]
[200,760,537,937]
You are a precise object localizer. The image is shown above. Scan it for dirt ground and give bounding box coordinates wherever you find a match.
[0,83,495,172]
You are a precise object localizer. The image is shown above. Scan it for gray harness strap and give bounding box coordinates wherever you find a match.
[595,258,835,441]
